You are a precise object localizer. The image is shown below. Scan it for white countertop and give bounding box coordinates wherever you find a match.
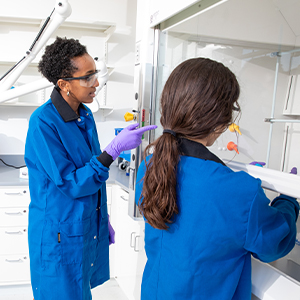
[0,164,129,191]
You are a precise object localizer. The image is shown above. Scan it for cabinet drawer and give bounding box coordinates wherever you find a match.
[0,226,28,255]
[0,186,30,208]
[0,207,28,226]
[0,254,30,285]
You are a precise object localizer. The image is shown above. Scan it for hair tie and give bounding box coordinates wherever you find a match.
[163,129,177,138]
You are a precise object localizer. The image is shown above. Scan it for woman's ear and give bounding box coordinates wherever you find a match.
[56,79,69,93]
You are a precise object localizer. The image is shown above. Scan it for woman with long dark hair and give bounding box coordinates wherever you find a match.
[135,57,299,300]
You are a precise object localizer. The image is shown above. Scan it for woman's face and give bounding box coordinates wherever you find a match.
[67,53,99,105]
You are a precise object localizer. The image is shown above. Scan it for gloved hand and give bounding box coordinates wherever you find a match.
[104,123,157,160]
[108,214,115,245]
[290,167,297,175]
[249,161,266,167]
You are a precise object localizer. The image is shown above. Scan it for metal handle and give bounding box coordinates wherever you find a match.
[121,195,128,201]
[5,258,23,263]
[130,232,136,247]
[4,192,23,196]
[5,211,23,215]
[134,235,140,252]
[5,230,24,235]
[129,168,135,190]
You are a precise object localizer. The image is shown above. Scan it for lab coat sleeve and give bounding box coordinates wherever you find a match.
[28,117,109,199]
[135,158,148,207]
[244,188,299,263]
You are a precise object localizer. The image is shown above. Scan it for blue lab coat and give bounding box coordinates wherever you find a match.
[135,138,299,300]
[25,88,112,300]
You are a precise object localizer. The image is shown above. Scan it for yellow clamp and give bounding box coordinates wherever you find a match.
[228,123,241,135]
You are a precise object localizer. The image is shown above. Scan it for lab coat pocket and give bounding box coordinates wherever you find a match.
[41,221,61,263]
[60,218,91,265]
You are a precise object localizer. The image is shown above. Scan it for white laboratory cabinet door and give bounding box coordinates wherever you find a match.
[283,75,300,116]
[0,186,31,286]
[110,184,147,300]
[281,123,300,174]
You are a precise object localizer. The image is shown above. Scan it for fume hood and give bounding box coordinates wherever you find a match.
[128,0,300,299]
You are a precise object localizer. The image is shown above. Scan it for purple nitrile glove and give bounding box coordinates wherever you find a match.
[104,123,157,160]
[249,161,266,167]
[290,167,297,175]
[108,214,115,245]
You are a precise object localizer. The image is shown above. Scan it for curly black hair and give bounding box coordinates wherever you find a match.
[38,36,87,84]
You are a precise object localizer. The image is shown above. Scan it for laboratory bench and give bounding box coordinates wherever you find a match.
[0,160,129,190]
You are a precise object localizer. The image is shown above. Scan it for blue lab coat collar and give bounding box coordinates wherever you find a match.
[50,87,87,122]
[179,138,226,166]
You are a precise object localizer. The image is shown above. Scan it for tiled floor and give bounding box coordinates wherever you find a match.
[0,279,128,300]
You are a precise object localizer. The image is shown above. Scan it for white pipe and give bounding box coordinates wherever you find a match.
[224,159,300,199]
[0,0,72,94]
[279,48,300,56]
[0,78,53,103]
[266,55,280,167]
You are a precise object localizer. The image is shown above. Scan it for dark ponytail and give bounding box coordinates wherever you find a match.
[138,57,240,230]
[141,133,180,230]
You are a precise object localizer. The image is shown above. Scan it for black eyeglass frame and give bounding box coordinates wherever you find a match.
[60,69,99,82]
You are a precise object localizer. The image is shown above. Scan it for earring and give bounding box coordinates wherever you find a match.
[67,91,70,96]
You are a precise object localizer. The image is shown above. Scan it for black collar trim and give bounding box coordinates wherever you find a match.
[50,87,87,122]
[178,138,226,166]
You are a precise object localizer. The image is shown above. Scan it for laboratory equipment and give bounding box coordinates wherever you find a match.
[227,141,239,154]
[228,123,241,135]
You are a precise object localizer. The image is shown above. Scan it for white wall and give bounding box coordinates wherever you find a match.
[0,0,137,155]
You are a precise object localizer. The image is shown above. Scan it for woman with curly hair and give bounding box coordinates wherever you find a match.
[25,36,156,300]
[135,57,299,300]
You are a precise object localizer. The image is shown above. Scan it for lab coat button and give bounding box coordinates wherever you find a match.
[91,263,94,267]
[94,236,96,239]
[78,118,81,122]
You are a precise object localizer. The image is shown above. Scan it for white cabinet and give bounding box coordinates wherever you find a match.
[0,186,31,285]
[283,75,300,116]
[110,184,147,300]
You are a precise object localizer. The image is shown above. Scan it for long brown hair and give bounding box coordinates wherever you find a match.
[138,57,240,230]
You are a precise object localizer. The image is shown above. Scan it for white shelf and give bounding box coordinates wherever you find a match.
[0,61,38,68]
[0,16,116,36]
[0,101,41,107]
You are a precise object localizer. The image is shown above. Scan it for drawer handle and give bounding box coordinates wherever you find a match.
[5,211,24,216]
[4,192,23,196]
[5,230,24,235]
[5,258,23,263]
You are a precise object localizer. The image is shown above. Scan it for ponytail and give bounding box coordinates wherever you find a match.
[138,132,180,230]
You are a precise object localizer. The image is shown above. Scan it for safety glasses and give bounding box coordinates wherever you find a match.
[61,70,99,87]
